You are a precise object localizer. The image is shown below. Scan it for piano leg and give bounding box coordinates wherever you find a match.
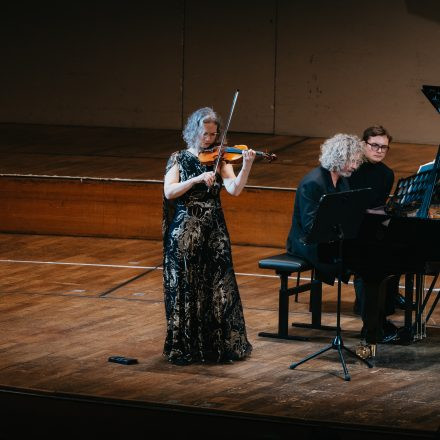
[400,273,426,343]
[399,274,415,344]
[412,272,439,338]
[422,273,440,323]
[414,274,426,340]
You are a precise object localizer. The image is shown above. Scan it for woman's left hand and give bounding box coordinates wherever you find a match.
[242,149,256,169]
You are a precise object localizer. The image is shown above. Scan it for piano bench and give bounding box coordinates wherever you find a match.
[258,253,332,341]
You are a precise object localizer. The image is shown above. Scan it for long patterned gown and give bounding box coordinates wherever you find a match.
[162,150,252,365]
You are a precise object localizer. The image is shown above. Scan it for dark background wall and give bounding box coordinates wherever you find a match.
[1,0,440,143]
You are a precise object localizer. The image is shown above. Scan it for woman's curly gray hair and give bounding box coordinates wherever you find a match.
[182,107,222,151]
[319,133,364,172]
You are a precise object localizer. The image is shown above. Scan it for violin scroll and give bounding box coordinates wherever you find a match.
[258,150,277,163]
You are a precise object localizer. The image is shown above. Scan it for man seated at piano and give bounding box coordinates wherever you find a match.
[348,125,402,343]
[286,133,391,357]
[287,133,363,284]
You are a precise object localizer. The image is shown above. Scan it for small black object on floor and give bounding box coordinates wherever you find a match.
[108,356,138,365]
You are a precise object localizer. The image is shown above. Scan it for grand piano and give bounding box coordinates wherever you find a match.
[340,144,440,344]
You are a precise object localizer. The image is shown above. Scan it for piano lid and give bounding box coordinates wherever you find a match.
[422,85,440,114]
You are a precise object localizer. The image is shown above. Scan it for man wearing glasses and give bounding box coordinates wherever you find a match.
[348,125,401,343]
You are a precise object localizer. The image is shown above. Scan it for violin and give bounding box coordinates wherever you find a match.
[198,144,277,165]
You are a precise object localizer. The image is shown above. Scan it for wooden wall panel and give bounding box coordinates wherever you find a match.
[0,177,294,248]
[2,2,440,143]
[0,3,184,129]
[0,177,163,240]
[275,0,440,144]
[182,0,276,133]
[221,188,293,247]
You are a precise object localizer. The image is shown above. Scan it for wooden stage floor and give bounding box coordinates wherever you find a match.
[0,233,439,439]
[0,124,439,439]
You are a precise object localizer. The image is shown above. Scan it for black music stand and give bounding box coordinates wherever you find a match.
[289,188,373,381]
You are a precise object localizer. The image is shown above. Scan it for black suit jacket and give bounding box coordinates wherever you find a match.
[286,166,350,285]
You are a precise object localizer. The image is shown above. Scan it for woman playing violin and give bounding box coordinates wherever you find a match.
[163,106,255,365]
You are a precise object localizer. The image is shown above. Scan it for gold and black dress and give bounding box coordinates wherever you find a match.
[162,150,252,365]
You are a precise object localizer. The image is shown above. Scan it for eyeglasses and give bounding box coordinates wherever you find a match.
[350,158,364,166]
[367,142,390,152]
[202,131,218,138]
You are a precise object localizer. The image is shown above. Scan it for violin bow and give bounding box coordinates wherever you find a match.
[212,89,239,176]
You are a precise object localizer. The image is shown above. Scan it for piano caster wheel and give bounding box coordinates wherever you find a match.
[356,343,377,359]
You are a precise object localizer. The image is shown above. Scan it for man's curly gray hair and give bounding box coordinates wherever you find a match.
[182,107,222,152]
[319,133,364,173]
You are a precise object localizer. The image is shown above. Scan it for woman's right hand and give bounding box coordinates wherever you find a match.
[196,171,216,187]
[164,165,216,200]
